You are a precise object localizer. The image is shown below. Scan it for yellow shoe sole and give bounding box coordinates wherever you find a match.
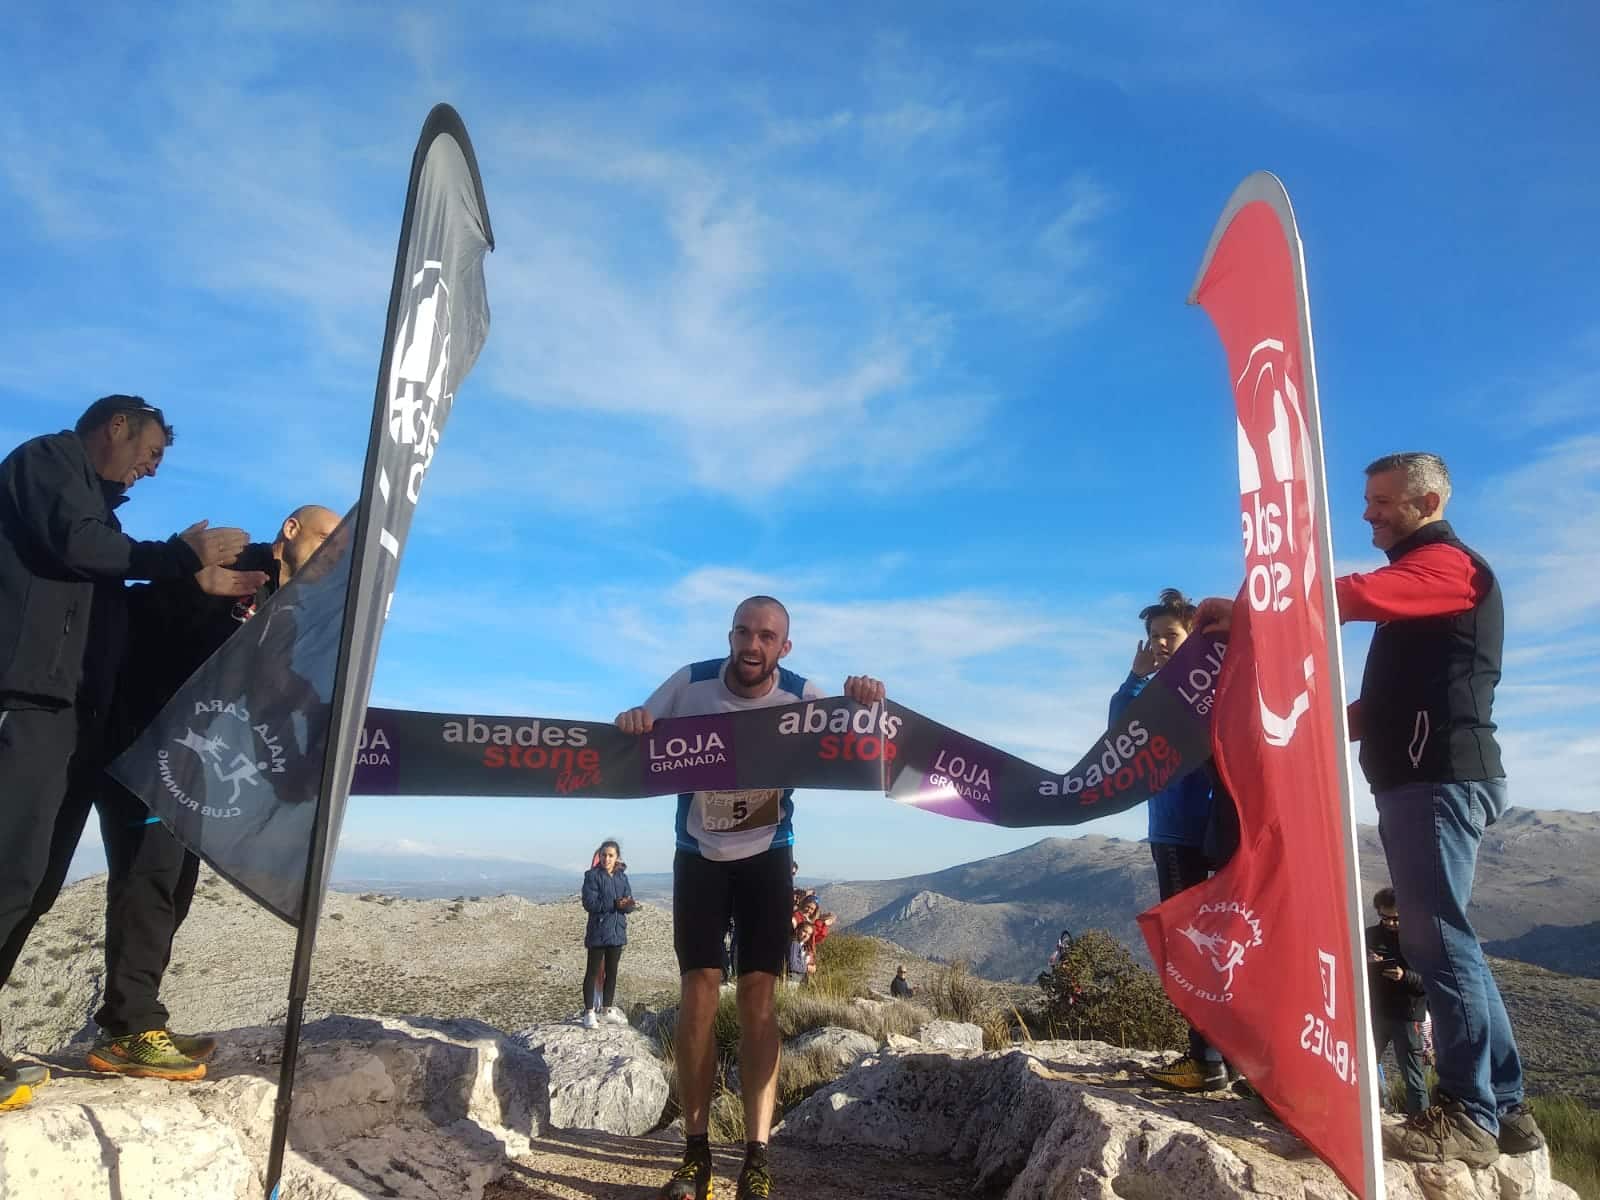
[0,1084,32,1112]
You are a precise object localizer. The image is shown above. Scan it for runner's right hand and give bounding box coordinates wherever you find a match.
[1194,596,1235,636]
[615,707,654,735]
[180,520,250,567]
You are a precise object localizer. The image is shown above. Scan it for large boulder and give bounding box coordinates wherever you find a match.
[0,1015,544,1200]
[918,1019,983,1051]
[786,1026,880,1074]
[513,1020,669,1137]
[778,1040,1578,1200]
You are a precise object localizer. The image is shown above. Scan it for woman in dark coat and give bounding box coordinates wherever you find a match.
[580,839,635,1028]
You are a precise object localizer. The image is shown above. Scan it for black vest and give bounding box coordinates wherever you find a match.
[1358,521,1504,791]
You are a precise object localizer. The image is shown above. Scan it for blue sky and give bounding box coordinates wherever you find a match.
[9,2,1596,883]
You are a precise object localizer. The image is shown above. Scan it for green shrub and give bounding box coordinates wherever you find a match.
[979,1007,1013,1051]
[813,932,877,995]
[775,989,874,1039]
[712,992,742,1059]
[927,959,988,1023]
[708,1078,746,1143]
[1039,929,1187,1051]
[1530,1094,1600,1200]
[777,1045,845,1109]
[876,999,929,1040]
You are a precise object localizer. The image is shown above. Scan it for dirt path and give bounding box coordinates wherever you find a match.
[484,1129,976,1200]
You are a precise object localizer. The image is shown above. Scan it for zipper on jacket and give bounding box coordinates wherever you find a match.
[48,602,78,679]
[1407,710,1431,769]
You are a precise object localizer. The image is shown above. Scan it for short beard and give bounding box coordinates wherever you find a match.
[732,658,773,687]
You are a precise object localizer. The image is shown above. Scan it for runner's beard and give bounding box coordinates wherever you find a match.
[732,656,775,689]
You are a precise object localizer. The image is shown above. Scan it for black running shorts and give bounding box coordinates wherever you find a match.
[672,844,794,975]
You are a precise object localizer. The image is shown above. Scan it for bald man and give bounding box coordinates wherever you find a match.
[71,505,343,1078]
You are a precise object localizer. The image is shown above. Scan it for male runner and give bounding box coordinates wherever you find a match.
[615,595,883,1200]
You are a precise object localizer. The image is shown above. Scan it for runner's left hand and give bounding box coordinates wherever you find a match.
[844,675,885,705]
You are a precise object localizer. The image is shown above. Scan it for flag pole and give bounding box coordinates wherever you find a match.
[1226,172,1387,1200]
[262,107,451,1200]
[1276,179,1387,1200]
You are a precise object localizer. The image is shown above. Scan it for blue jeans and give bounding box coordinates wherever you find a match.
[1372,1014,1428,1116]
[1375,779,1524,1134]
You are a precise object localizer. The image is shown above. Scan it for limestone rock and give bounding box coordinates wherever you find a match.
[786,1026,880,1074]
[513,1020,668,1137]
[777,1039,1578,1200]
[918,1019,983,1051]
[0,1015,544,1200]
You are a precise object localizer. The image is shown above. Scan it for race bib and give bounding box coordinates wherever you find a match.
[695,788,782,833]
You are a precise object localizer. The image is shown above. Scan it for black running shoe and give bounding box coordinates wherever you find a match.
[659,1153,714,1200]
[736,1161,772,1199]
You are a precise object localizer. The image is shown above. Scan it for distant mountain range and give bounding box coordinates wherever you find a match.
[328,848,677,901]
[816,807,1600,982]
[318,808,1598,983]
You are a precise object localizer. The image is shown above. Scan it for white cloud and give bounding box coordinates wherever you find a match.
[1480,434,1600,632]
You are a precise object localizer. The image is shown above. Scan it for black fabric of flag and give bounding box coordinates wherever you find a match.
[109,105,494,926]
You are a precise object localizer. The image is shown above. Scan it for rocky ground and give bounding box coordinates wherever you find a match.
[483,1131,975,1200]
[3,872,1590,1200]
[4,870,688,1055]
[5,1017,1575,1200]
[11,869,1597,1111]
[3,869,943,1060]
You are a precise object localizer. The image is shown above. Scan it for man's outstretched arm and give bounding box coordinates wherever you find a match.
[1334,542,1486,624]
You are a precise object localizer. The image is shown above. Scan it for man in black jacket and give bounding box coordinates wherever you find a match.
[0,396,262,1109]
[85,505,339,1080]
[1366,886,1428,1116]
[1336,451,1540,1165]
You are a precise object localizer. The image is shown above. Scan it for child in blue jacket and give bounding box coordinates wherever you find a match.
[580,840,636,1028]
[1109,589,1229,1092]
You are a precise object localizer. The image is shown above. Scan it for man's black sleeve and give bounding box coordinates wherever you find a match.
[6,436,201,580]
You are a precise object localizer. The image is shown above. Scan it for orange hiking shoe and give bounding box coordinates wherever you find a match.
[86,1030,206,1081]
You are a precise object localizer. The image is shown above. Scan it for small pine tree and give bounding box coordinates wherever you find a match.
[1040,929,1188,1051]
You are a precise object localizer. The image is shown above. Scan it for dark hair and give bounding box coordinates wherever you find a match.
[1138,588,1196,633]
[75,395,175,444]
[592,839,622,869]
[1373,886,1397,912]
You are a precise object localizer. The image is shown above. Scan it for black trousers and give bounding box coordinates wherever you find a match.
[0,701,196,1036]
[0,705,86,992]
[92,782,199,1037]
[583,944,622,1010]
[1151,841,1221,1064]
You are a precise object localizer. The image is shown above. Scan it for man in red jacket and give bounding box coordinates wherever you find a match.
[1336,452,1540,1167]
